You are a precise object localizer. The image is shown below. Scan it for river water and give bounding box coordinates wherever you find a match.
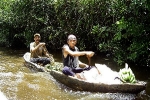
[0,47,150,100]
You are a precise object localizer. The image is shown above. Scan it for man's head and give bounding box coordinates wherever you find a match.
[34,33,41,43]
[67,34,77,48]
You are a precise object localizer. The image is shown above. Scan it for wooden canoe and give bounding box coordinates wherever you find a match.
[23,52,147,93]
[23,52,46,72]
[50,70,146,93]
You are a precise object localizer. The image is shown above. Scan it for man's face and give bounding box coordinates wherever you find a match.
[67,39,77,48]
[34,36,41,43]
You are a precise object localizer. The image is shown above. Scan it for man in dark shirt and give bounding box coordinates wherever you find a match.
[62,34,94,79]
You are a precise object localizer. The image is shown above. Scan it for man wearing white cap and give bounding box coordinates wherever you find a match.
[62,34,94,79]
[30,33,52,66]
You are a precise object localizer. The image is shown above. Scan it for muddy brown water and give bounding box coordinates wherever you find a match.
[0,47,150,100]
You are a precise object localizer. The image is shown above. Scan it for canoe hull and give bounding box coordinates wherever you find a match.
[23,52,146,93]
[50,70,146,93]
[23,52,46,72]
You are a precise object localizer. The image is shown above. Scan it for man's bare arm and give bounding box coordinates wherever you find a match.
[30,43,45,53]
[63,46,94,57]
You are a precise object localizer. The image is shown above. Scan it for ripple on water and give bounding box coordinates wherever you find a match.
[78,92,136,100]
[0,71,24,100]
[0,66,6,71]
[27,83,40,90]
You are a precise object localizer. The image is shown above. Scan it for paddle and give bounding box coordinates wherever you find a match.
[43,45,55,64]
[87,55,101,74]
[87,55,91,66]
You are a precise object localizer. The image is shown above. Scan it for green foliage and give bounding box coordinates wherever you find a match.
[45,62,63,72]
[111,0,150,66]
[0,0,14,46]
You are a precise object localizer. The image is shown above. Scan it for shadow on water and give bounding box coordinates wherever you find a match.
[0,47,150,100]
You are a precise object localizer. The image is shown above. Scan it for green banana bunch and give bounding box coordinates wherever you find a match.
[119,64,136,83]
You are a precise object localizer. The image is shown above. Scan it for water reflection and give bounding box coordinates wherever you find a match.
[0,47,149,100]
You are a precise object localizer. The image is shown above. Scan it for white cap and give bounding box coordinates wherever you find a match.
[67,34,76,40]
[34,33,41,37]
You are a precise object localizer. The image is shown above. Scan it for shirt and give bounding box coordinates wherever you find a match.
[62,44,79,69]
[30,42,46,58]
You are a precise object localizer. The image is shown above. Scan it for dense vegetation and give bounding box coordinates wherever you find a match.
[0,0,150,66]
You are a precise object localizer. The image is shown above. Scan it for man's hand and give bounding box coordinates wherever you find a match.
[39,42,45,47]
[86,51,94,57]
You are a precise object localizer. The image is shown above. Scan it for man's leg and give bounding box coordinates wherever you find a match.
[43,58,50,65]
[72,69,87,80]
[62,66,75,76]
[30,58,39,63]
[39,57,50,66]
[72,68,84,73]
